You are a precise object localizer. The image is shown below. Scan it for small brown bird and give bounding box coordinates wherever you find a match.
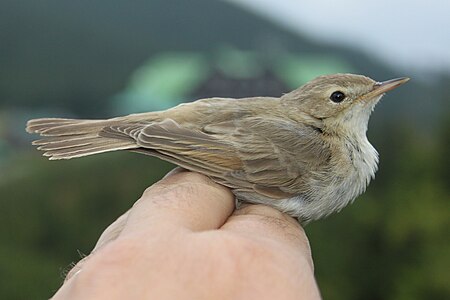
[26,73,409,223]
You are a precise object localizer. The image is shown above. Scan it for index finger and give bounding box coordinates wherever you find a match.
[120,170,235,236]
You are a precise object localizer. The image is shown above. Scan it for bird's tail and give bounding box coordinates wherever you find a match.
[26,118,137,160]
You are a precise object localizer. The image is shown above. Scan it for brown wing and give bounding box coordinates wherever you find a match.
[204,117,331,198]
[99,119,242,178]
[101,117,330,200]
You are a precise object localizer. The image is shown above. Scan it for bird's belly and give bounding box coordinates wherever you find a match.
[237,168,371,223]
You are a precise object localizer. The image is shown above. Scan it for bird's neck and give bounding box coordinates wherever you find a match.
[345,133,379,182]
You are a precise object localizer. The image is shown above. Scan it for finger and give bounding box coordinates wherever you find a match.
[120,171,235,235]
[93,168,185,246]
[221,204,313,270]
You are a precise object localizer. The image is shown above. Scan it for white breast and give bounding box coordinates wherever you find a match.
[274,136,379,223]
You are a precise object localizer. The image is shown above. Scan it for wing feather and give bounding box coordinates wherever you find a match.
[100,117,330,201]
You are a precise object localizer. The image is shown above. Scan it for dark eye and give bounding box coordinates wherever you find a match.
[330,91,346,103]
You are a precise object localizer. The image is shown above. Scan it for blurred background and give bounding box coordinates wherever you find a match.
[0,0,449,299]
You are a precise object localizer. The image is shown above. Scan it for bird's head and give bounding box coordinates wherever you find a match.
[281,73,409,137]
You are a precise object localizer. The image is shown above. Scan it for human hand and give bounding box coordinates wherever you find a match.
[53,169,321,300]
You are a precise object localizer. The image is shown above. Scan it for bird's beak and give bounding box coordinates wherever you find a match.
[370,77,410,97]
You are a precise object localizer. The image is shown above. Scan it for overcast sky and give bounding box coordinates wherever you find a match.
[227,0,450,74]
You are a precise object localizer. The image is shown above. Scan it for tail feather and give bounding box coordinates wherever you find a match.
[27,118,107,136]
[32,134,98,146]
[37,136,103,151]
[45,142,137,160]
[26,118,138,160]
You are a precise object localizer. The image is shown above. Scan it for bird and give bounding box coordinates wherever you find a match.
[26,73,409,223]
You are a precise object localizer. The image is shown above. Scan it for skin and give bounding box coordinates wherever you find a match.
[52,170,321,300]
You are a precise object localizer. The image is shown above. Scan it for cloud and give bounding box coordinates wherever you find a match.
[226,0,450,72]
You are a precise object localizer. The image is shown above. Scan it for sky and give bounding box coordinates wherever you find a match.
[226,0,450,74]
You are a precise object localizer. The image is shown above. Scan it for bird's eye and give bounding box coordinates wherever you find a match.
[330,91,346,103]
